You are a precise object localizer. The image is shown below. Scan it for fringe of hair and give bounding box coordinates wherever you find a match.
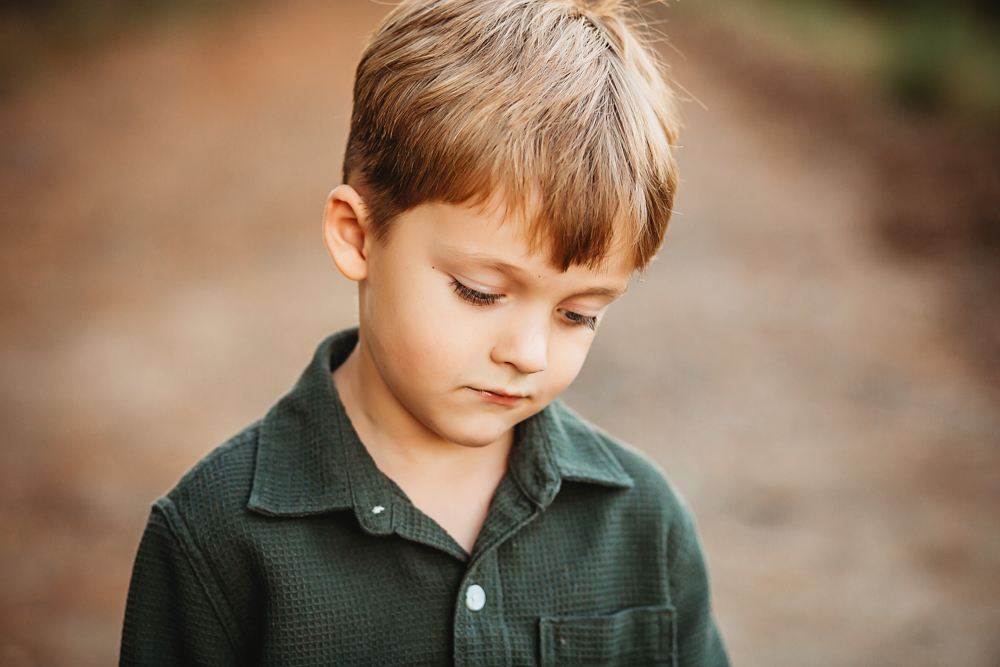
[344,0,678,271]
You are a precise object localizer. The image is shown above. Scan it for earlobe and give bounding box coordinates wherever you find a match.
[323,185,370,282]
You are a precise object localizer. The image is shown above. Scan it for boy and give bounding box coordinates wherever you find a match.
[121,0,730,664]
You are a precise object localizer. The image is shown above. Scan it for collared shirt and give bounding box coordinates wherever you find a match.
[121,329,729,666]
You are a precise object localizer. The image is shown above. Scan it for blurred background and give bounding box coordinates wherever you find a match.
[0,0,998,665]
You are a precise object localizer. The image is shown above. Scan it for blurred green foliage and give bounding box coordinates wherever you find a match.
[841,0,1000,21]
[687,0,1000,121]
[854,0,1000,112]
[4,0,999,121]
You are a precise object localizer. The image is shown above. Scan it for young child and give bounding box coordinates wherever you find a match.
[121,0,729,664]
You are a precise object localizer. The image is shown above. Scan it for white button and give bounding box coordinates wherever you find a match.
[371,505,385,514]
[465,584,486,611]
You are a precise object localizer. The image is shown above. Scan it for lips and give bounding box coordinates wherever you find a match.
[470,388,526,407]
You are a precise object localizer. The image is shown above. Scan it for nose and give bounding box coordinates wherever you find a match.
[491,310,548,375]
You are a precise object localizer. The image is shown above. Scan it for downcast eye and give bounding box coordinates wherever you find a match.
[451,279,502,306]
[562,310,597,331]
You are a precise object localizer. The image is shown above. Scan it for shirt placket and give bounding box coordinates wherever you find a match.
[452,470,548,667]
[454,549,511,666]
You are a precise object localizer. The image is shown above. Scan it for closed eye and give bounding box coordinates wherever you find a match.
[562,310,598,331]
[451,279,502,306]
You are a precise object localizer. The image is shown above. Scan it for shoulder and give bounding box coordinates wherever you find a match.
[165,421,261,522]
[549,400,693,527]
[150,421,263,562]
[127,424,266,659]
[550,400,719,595]
[147,421,267,615]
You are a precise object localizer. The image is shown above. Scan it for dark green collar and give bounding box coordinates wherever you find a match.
[247,329,632,522]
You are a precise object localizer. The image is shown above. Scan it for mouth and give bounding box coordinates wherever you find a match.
[469,388,527,407]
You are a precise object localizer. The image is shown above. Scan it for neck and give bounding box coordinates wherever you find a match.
[332,336,513,552]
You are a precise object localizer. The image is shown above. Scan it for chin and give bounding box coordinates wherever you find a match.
[436,419,514,449]
[446,430,508,449]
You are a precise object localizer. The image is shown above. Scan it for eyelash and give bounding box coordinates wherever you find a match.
[564,310,598,331]
[450,279,502,306]
[450,278,598,331]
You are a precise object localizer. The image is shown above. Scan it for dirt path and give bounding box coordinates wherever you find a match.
[1,2,997,665]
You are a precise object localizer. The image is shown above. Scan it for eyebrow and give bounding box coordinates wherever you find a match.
[453,251,629,299]
[572,284,629,299]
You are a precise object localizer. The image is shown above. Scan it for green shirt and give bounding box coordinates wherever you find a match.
[121,329,729,666]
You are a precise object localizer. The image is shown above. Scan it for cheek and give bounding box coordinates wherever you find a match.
[376,274,484,382]
[367,266,435,375]
[544,332,593,396]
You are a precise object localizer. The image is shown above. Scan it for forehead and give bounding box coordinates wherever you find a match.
[392,199,635,292]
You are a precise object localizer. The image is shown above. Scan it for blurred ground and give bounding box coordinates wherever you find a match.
[0,1,998,665]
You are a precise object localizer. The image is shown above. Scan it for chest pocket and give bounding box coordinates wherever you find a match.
[539,605,676,667]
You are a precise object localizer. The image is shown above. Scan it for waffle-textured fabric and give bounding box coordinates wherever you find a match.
[121,329,729,666]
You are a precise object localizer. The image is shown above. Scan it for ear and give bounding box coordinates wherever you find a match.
[323,185,371,282]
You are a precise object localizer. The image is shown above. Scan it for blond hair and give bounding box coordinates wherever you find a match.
[343,0,678,271]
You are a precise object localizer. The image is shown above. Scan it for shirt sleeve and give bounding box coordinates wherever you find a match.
[666,501,730,667]
[120,500,244,667]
